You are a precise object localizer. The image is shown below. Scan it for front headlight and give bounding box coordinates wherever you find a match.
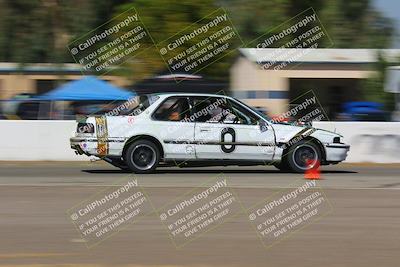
[333,136,341,143]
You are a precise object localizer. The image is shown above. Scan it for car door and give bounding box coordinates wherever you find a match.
[151,96,196,160]
[191,96,276,161]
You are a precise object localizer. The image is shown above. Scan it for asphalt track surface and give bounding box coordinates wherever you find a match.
[0,161,399,267]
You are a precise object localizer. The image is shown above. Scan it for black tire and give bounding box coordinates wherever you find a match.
[286,140,321,173]
[273,160,290,172]
[124,140,160,174]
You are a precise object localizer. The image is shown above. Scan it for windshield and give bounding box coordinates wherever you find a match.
[234,98,273,122]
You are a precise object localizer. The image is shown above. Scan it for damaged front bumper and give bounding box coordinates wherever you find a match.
[324,143,350,163]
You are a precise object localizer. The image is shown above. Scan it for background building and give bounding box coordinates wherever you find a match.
[0,63,129,99]
[231,49,400,118]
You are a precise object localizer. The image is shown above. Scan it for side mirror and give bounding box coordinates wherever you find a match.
[259,120,268,132]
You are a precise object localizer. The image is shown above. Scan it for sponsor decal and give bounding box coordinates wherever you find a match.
[127,116,135,124]
[95,116,109,156]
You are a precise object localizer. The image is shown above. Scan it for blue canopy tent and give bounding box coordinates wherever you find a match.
[37,76,135,101]
[28,76,136,119]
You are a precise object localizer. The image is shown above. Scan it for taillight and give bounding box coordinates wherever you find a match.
[77,123,94,134]
[333,137,341,143]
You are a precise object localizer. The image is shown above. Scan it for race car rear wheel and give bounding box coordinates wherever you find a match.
[124,140,160,174]
[287,140,321,173]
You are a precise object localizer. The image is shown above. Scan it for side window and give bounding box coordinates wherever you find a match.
[191,97,258,125]
[191,97,217,123]
[226,99,259,125]
[153,97,190,121]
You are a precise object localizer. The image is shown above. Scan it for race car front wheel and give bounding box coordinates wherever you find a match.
[124,140,160,174]
[286,140,321,173]
[273,160,291,172]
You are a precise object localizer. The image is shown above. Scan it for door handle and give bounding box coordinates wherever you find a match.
[200,128,211,132]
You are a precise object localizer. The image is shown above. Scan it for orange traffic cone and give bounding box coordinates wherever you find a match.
[305,159,321,180]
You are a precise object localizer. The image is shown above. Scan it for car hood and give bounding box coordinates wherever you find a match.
[272,123,342,143]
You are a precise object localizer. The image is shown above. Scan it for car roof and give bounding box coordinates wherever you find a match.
[152,92,232,98]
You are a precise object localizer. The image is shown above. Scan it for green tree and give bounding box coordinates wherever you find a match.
[113,0,228,83]
[318,0,393,48]
[0,0,101,63]
[362,52,399,112]
[0,0,396,82]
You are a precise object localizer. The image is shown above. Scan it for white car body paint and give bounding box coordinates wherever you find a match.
[70,93,350,166]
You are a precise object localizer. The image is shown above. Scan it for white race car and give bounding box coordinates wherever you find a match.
[70,93,349,173]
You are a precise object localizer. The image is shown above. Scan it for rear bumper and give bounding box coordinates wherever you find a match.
[324,143,350,162]
[70,137,125,156]
[70,137,97,156]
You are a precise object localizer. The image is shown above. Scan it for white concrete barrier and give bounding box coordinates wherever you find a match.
[0,120,399,162]
[0,120,83,161]
[314,122,400,163]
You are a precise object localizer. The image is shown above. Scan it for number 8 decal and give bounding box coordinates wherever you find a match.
[221,127,236,153]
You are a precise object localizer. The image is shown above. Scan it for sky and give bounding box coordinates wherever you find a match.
[373,0,400,48]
